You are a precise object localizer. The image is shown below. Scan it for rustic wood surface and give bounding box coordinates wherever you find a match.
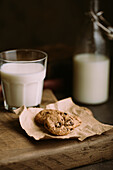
[0,89,113,170]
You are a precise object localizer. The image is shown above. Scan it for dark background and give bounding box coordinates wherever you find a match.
[0,0,113,50]
[0,0,113,96]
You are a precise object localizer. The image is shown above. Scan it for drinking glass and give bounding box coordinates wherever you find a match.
[0,49,47,111]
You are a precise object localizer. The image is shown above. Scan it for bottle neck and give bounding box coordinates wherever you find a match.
[90,0,99,13]
[89,0,100,30]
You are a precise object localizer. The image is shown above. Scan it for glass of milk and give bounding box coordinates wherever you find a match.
[0,49,47,111]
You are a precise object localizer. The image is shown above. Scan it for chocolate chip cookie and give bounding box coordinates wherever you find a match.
[35,109,53,125]
[44,110,81,136]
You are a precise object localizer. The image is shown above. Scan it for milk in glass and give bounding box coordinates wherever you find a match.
[1,63,46,107]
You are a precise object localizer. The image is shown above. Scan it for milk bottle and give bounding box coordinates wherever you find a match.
[73,53,110,104]
[73,0,110,104]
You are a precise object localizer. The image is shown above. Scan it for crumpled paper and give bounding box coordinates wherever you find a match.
[15,98,113,141]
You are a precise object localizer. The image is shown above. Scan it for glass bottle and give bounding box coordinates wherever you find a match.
[73,0,110,105]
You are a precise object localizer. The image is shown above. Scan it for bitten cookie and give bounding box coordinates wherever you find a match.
[44,110,81,136]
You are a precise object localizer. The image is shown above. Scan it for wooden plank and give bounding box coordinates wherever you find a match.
[0,89,113,169]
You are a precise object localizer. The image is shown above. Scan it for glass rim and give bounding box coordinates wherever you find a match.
[0,49,48,63]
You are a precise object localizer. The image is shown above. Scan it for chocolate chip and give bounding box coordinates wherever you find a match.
[70,121,74,126]
[64,112,67,115]
[45,123,49,128]
[65,119,74,126]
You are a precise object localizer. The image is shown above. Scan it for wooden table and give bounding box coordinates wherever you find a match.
[75,89,113,169]
[0,89,113,170]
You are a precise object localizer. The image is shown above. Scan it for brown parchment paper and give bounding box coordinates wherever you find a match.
[15,98,113,141]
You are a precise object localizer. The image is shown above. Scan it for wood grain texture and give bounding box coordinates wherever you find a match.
[0,89,113,170]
